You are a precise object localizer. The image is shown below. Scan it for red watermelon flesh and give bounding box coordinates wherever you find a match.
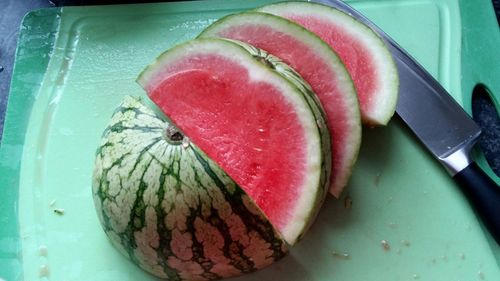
[198,12,361,197]
[258,2,399,125]
[137,39,329,245]
[150,66,305,223]
[290,17,378,113]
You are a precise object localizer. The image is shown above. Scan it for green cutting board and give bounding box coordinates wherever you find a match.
[1,0,499,280]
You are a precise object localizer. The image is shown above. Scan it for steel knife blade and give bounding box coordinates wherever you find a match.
[313,0,500,244]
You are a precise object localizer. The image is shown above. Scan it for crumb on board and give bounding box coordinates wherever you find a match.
[381,240,390,251]
[413,273,420,279]
[332,250,350,260]
[388,222,397,228]
[373,172,381,186]
[39,265,49,277]
[53,208,65,215]
[49,199,56,207]
[401,239,411,247]
[478,271,485,280]
[39,245,48,257]
[344,196,352,209]
[459,253,465,260]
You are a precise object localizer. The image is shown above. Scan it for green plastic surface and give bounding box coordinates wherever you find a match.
[460,0,500,183]
[1,0,499,280]
[0,8,61,281]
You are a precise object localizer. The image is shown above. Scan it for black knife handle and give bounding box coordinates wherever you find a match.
[454,162,500,245]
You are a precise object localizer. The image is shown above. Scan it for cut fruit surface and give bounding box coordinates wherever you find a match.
[137,38,330,245]
[198,12,361,197]
[258,1,399,125]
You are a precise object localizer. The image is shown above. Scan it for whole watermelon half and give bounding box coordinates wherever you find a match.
[92,96,288,280]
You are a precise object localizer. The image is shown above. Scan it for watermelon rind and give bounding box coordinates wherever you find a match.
[92,96,288,280]
[197,12,361,197]
[257,1,399,126]
[137,38,331,246]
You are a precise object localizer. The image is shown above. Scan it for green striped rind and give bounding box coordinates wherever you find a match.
[92,96,288,280]
[231,40,331,241]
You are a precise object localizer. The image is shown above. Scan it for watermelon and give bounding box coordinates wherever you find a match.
[136,38,331,245]
[257,1,399,125]
[93,38,331,279]
[198,12,361,197]
[92,96,288,280]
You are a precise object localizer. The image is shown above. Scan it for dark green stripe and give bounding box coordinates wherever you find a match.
[154,163,182,281]
[192,148,286,262]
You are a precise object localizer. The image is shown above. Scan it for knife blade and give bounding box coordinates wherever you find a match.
[312,0,500,244]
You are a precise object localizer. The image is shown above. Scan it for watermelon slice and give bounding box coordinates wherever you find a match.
[257,2,399,125]
[137,38,331,245]
[198,12,361,197]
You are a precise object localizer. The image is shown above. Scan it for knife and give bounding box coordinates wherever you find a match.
[313,0,500,244]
